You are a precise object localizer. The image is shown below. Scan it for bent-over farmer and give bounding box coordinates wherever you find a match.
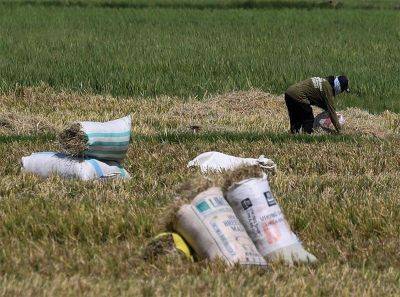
[284,76,349,134]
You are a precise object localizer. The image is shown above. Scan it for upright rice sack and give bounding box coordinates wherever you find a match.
[21,152,130,181]
[225,175,317,265]
[60,115,131,162]
[80,115,131,162]
[174,187,266,267]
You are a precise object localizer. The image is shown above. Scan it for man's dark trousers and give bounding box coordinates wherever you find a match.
[284,93,314,134]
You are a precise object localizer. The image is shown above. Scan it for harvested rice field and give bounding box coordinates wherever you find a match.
[0,87,399,296]
[1,0,400,295]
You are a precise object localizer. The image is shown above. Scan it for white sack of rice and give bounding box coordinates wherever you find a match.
[187,151,276,173]
[314,111,345,132]
[224,168,316,266]
[60,115,131,162]
[173,187,267,267]
[21,152,130,181]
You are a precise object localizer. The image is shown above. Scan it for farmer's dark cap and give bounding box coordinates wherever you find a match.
[338,75,350,92]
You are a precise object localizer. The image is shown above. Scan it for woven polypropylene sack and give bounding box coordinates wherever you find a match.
[225,177,317,265]
[187,151,276,173]
[174,187,266,266]
[314,111,345,131]
[21,152,130,181]
[80,115,131,162]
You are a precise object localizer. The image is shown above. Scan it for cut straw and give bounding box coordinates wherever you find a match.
[59,122,88,156]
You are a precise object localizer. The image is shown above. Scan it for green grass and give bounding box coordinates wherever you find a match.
[134,131,364,144]
[0,2,400,112]
[0,134,55,144]
[2,0,400,9]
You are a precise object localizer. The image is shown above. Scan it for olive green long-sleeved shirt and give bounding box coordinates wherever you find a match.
[285,77,340,132]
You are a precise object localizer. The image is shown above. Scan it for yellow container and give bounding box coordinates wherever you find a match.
[152,232,194,262]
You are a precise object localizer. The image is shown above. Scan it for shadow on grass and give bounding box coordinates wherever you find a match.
[1,131,364,145]
[0,0,348,10]
[0,134,55,144]
[133,131,364,144]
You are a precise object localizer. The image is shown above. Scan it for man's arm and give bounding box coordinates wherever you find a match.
[322,83,341,133]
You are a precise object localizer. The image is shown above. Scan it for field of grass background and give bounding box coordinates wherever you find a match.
[1,1,400,295]
[3,0,400,9]
[0,0,400,112]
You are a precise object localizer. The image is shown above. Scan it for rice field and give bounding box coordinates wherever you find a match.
[0,87,399,296]
[1,1,400,296]
[0,1,400,112]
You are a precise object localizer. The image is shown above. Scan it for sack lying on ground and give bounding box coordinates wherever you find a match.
[187,151,276,173]
[142,232,193,262]
[173,186,267,266]
[224,167,317,266]
[60,115,131,162]
[21,152,130,181]
[314,111,345,131]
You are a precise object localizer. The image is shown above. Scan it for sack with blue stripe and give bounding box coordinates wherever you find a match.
[21,152,130,181]
[60,115,131,162]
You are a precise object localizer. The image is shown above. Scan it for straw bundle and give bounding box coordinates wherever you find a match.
[159,174,214,232]
[142,233,176,260]
[221,165,264,192]
[58,123,88,156]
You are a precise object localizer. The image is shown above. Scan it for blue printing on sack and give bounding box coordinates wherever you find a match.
[87,159,104,177]
[196,201,210,213]
[118,166,127,178]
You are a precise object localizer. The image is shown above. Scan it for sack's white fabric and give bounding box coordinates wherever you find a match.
[225,176,317,265]
[174,187,266,266]
[187,151,276,173]
[80,115,131,162]
[314,111,345,131]
[21,152,130,181]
